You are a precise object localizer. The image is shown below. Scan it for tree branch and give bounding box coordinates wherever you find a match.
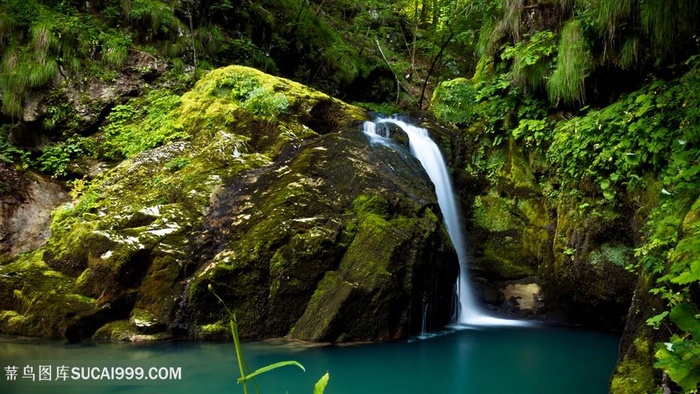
[418,22,453,110]
[375,39,412,103]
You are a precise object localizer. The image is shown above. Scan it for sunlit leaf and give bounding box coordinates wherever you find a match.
[314,372,330,394]
[646,311,669,329]
[238,361,305,383]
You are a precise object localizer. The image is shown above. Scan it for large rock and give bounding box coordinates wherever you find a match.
[0,164,68,257]
[0,66,458,342]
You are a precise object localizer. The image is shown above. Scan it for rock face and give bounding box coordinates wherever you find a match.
[0,66,458,342]
[18,49,164,133]
[425,115,638,327]
[0,164,68,256]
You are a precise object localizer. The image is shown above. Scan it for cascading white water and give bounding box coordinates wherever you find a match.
[364,118,526,327]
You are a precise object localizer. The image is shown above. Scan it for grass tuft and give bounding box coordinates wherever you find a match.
[547,19,592,106]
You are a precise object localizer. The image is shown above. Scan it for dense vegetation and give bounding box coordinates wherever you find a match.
[431,1,700,392]
[1,0,700,392]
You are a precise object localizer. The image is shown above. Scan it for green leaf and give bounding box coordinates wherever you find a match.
[238,361,305,383]
[654,346,692,387]
[655,341,700,392]
[669,303,700,339]
[646,311,670,329]
[314,372,330,394]
[670,258,700,285]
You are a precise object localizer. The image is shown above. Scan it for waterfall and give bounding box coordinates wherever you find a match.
[364,118,526,327]
[420,302,429,338]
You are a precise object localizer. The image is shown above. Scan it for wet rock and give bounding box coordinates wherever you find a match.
[502,281,542,311]
[443,120,637,329]
[1,66,458,343]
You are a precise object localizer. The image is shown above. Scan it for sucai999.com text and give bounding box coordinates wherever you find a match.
[4,365,182,382]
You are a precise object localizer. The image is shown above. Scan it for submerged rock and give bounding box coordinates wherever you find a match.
[0,66,458,342]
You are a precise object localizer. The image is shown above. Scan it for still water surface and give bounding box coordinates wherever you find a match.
[0,325,619,394]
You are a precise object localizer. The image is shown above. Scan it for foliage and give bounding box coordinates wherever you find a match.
[606,58,700,391]
[352,101,403,116]
[465,31,700,390]
[653,303,700,392]
[547,19,592,106]
[37,137,86,177]
[0,132,31,168]
[0,1,135,118]
[208,284,328,394]
[431,78,477,126]
[546,61,700,199]
[501,30,557,93]
[102,90,185,159]
[473,0,700,109]
[164,157,190,172]
[512,117,551,149]
[242,87,289,120]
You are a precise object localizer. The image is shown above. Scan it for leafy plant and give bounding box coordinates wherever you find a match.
[242,87,289,119]
[164,157,190,172]
[208,284,329,394]
[501,30,557,93]
[37,137,87,177]
[431,78,477,126]
[547,69,695,199]
[652,303,700,392]
[0,133,31,168]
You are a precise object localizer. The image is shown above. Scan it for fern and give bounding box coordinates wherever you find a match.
[1,91,23,119]
[500,0,523,43]
[501,30,556,94]
[0,13,13,50]
[30,23,58,63]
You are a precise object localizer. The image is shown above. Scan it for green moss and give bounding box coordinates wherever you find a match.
[0,252,96,337]
[431,78,477,126]
[477,233,536,280]
[199,321,229,339]
[92,320,132,341]
[290,271,352,341]
[343,213,395,285]
[352,194,389,216]
[517,199,549,229]
[498,138,540,196]
[682,196,700,232]
[472,191,519,232]
[611,338,657,394]
[590,243,633,268]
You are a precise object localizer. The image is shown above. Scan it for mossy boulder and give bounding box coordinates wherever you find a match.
[610,274,665,393]
[1,66,457,342]
[183,126,457,342]
[0,251,96,338]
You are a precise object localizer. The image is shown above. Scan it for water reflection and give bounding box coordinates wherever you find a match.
[0,326,619,394]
